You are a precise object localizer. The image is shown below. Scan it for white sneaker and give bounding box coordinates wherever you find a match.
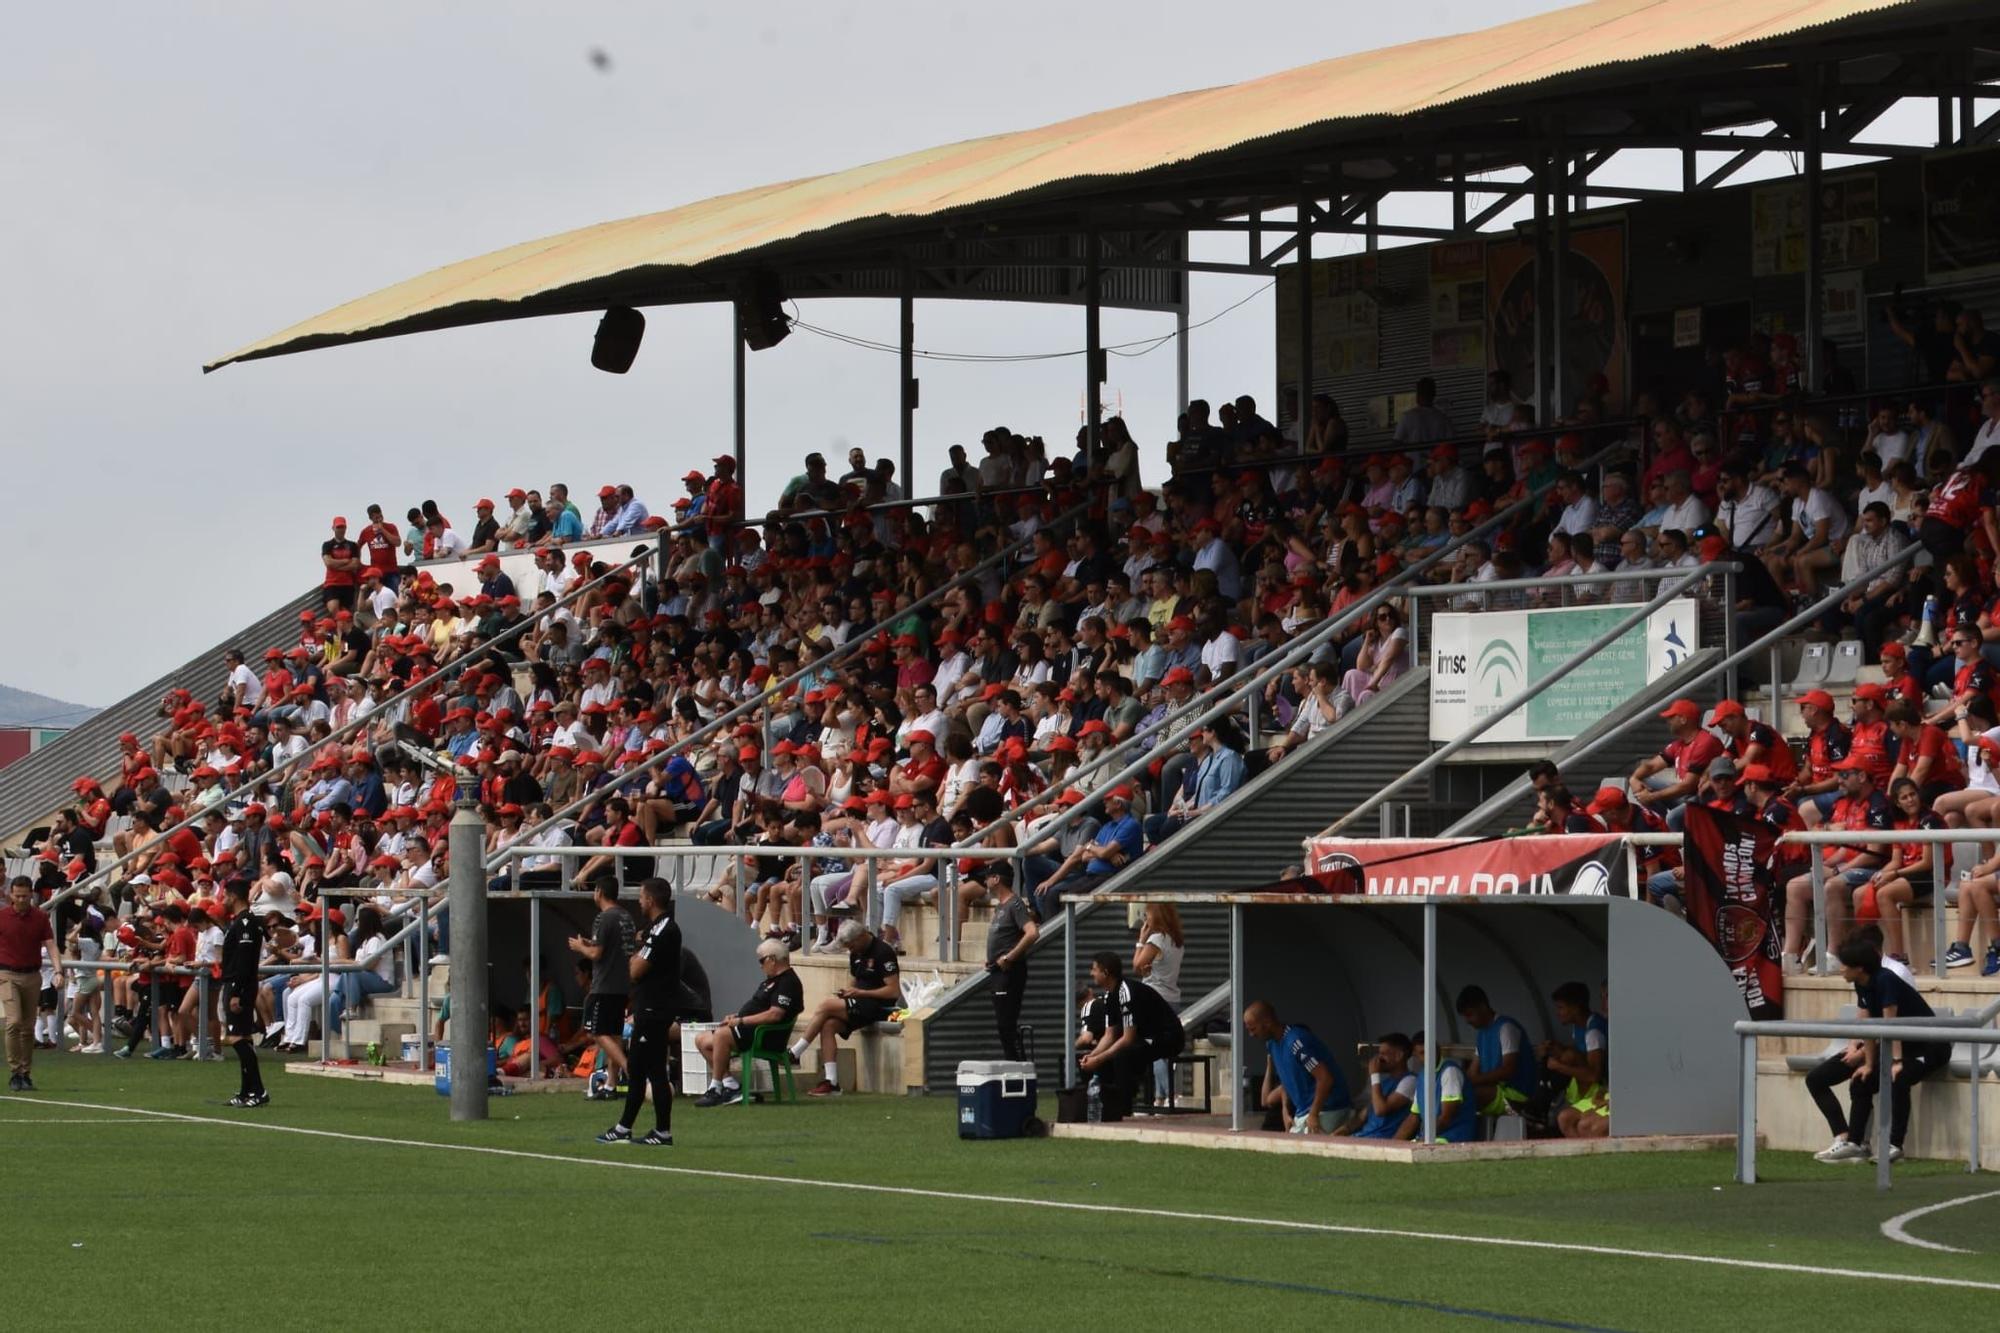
[1781,953,1804,977]
[1866,1143,1904,1164]
[74,1043,103,1055]
[1815,1138,1867,1162]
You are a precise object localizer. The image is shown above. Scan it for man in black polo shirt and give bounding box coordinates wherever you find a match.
[694,939,804,1106]
[791,920,901,1097]
[568,880,635,1099]
[1806,936,1949,1164]
[983,865,1038,1061]
[597,879,679,1147]
[1077,950,1183,1121]
[220,880,268,1108]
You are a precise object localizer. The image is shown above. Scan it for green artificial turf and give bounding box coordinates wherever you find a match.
[1,1053,1994,1329]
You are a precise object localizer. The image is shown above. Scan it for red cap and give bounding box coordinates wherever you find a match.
[906,729,935,747]
[1167,616,1195,632]
[1045,735,1077,753]
[1707,699,1745,723]
[1107,784,1135,803]
[475,498,494,511]
[1430,444,1458,462]
[1698,535,1729,562]
[1056,788,1085,807]
[1078,720,1111,738]
[1657,700,1701,722]
[1878,641,1907,660]
[1162,666,1195,687]
[1853,682,1889,703]
[331,516,347,527]
[598,485,618,498]
[1798,689,1836,712]
[893,794,916,810]
[1584,787,1628,815]
[1832,753,1870,772]
[506,487,527,500]
[1738,763,1777,786]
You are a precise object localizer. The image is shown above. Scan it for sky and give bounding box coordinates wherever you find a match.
[2,0,1620,709]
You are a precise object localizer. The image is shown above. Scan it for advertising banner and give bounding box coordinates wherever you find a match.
[1303,834,1631,898]
[1680,804,1785,1019]
[1485,223,1625,410]
[1924,145,2000,281]
[1427,598,1699,742]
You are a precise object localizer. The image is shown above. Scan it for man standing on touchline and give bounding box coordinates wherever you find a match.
[1,876,62,1092]
[221,879,268,1108]
[569,879,636,1096]
[597,878,680,1147]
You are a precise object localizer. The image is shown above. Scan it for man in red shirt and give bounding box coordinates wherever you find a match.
[1887,701,1966,804]
[1791,688,1853,826]
[357,504,402,591]
[891,730,945,798]
[1708,699,1798,783]
[1846,684,1897,790]
[1,877,61,1091]
[704,455,743,548]
[1628,699,1723,830]
[1782,756,1893,971]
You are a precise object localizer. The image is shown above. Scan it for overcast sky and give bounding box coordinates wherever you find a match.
[2,0,1604,709]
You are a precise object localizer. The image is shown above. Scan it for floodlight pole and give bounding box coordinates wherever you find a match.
[1295,180,1314,438]
[1421,901,1438,1145]
[448,800,488,1121]
[1550,129,1570,418]
[1801,66,1824,391]
[1531,154,1554,420]
[732,326,747,482]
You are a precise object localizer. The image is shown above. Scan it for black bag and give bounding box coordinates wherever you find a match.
[1055,1085,1089,1123]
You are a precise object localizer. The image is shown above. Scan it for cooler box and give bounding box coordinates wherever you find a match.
[433,1044,497,1096]
[957,1060,1037,1139]
[680,1023,774,1096]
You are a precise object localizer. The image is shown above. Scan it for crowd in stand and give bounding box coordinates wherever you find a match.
[20,309,2000,1062]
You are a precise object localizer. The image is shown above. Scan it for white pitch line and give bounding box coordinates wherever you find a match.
[5,1094,1999,1294]
[1880,1189,2000,1254]
[0,1117,180,1124]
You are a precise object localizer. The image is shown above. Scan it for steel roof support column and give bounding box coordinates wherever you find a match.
[1802,68,1824,392]
[1532,153,1554,421]
[1085,230,1103,459]
[732,322,747,483]
[1551,133,1571,421]
[1295,180,1315,437]
[900,257,916,491]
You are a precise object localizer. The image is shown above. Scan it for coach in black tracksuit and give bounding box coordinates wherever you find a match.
[1078,950,1182,1121]
[983,866,1038,1061]
[221,881,267,1108]
[599,879,681,1147]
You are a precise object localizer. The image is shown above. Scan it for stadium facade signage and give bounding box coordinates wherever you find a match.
[1427,599,1698,742]
[1305,835,1628,898]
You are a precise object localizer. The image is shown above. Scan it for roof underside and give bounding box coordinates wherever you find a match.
[208,0,1981,372]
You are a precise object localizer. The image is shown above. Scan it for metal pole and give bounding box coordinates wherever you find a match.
[1295,183,1313,435]
[1971,1037,1983,1175]
[319,906,330,1061]
[1770,644,1783,723]
[1228,901,1245,1132]
[1802,69,1824,393]
[1736,1032,1758,1184]
[416,897,430,1072]
[1722,569,1739,701]
[1810,846,1829,976]
[1550,135,1570,417]
[1085,230,1102,460]
[1062,899,1078,1089]
[195,972,209,1060]
[732,320,747,483]
[448,803,489,1120]
[528,901,540,1082]
[1421,900,1439,1145]
[1174,300,1190,418]
[1532,154,1553,421]
[1933,843,1948,980]
[1874,1036,1892,1191]
[900,260,915,491]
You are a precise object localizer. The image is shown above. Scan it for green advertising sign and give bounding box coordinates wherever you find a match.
[1522,606,1649,737]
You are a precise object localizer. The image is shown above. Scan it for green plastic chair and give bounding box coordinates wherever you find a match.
[738,1023,796,1106]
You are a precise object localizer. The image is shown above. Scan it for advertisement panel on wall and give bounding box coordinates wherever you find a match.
[1925,145,2000,281]
[1427,598,1699,742]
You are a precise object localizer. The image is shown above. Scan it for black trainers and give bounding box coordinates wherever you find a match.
[6,1074,21,1092]
[692,1086,727,1108]
[635,1129,674,1147]
[243,1091,269,1108]
[596,1124,632,1144]
[225,1094,252,1107]
[17,1075,34,1092]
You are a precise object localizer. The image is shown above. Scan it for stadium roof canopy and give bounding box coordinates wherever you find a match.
[206,0,1998,372]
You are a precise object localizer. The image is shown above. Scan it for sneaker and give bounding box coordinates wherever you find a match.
[225,1094,251,1107]
[1984,945,2000,978]
[75,1043,103,1055]
[595,1125,633,1145]
[112,1047,133,1060]
[199,1049,225,1062]
[147,1046,177,1060]
[807,1079,841,1098]
[6,1074,20,1091]
[258,1032,282,1050]
[635,1129,674,1147]
[1815,1138,1867,1162]
[242,1091,269,1108]
[175,1046,195,1060]
[1866,1143,1904,1164]
[718,1084,744,1106]
[693,1086,728,1108]
[17,1075,33,1092]
[1945,942,1975,968]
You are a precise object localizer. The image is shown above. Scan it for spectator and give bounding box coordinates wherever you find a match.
[1143,720,1245,845]
[1339,604,1408,715]
[1132,903,1184,1102]
[1782,755,1892,973]
[1034,786,1142,902]
[1807,937,1948,1164]
[1394,376,1453,445]
[1628,699,1723,828]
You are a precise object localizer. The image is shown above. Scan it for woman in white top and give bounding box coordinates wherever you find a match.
[328,906,399,1036]
[1133,904,1186,1105]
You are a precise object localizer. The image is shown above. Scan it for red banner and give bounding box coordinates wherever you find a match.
[1680,805,1784,1018]
[1304,835,1630,898]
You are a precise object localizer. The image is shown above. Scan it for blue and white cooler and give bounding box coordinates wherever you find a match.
[956,1060,1037,1139]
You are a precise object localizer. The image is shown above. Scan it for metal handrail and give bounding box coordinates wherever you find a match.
[495,499,1094,863]
[44,536,673,915]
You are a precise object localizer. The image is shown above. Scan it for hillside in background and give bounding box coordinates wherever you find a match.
[0,683,98,730]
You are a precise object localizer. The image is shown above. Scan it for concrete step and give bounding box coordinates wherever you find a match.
[343,1019,415,1050]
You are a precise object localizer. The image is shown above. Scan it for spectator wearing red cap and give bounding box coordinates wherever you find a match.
[497,488,535,545]
[353,503,403,592]
[1785,687,1853,828]
[320,516,362,612]
[1782,754,1893,972]
[702,457,742,547]
[466,498,502,554]
[1033,785,1143,905]
[1708,699,1798,785]
[1628,699,1724,828]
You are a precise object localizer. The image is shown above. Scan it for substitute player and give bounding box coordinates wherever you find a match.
[598,879,680,1147]
[221,880,268,1108]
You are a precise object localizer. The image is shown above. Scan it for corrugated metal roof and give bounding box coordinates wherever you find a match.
[205,0,1911,372]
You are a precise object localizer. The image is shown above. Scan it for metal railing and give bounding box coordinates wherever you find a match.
[1734,994,2000,1190]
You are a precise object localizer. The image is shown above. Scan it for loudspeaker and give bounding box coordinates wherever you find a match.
[591,306,645,374]
[737,271,791,351]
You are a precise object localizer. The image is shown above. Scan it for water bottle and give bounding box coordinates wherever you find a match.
[366,1041,382,1067]
[1086,1074,1103,1123]
[1921,595,1938,628]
